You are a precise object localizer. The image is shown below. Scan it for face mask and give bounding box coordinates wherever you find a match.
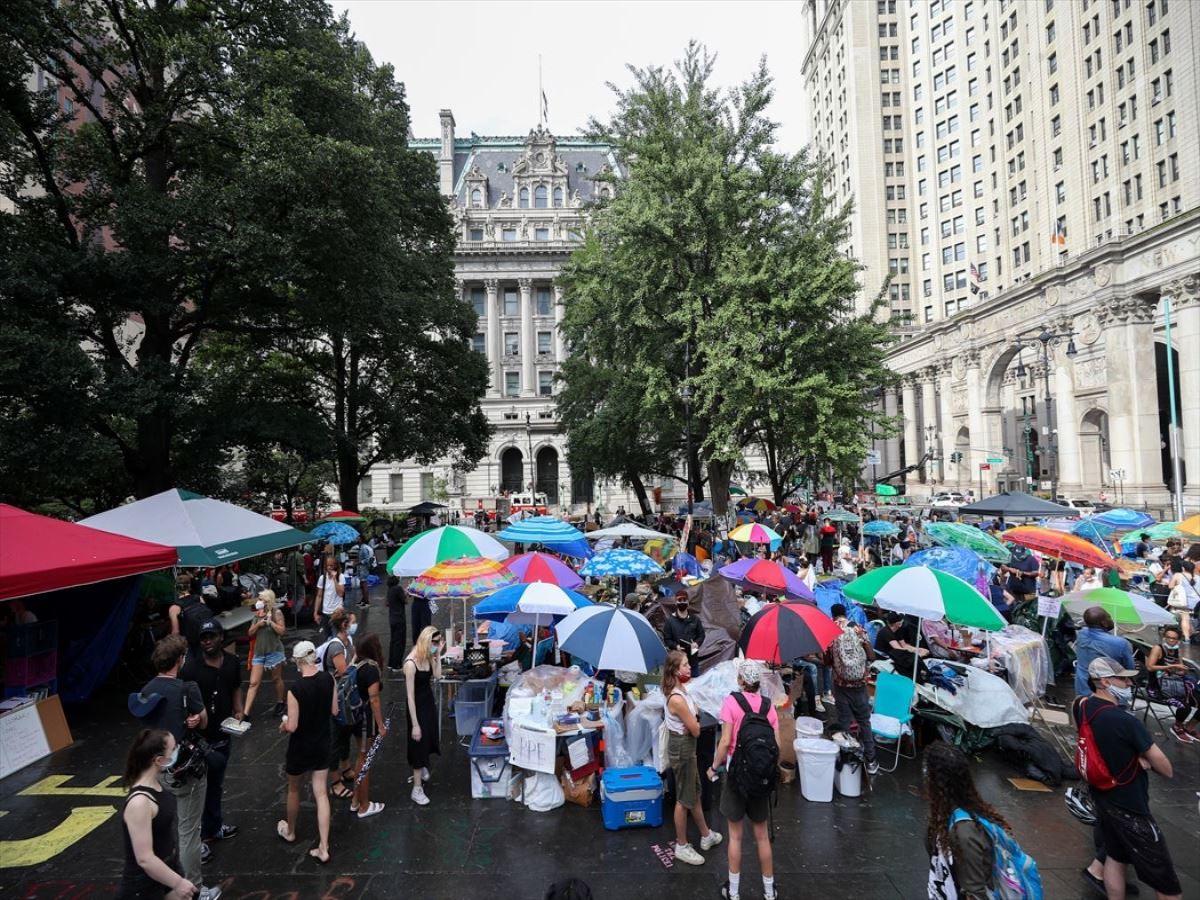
[162,746,179,769]
[348,622,358,637]
[1108,684,1132,706]
[1164,642,1180,651]
[678,672,692,684]
[676,606,689,616]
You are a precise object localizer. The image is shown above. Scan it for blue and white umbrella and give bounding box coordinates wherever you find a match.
[1086,508,1156,534]
[474,581,592,625]
[579,548,664,578]
[309,521,360,545]
[862,520,900,537]
[554,605,667,674]
[498,515,585,544]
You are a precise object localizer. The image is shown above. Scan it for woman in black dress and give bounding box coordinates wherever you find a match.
[118,729,195,899]
[405,625,442,806]
[279,640,336,864]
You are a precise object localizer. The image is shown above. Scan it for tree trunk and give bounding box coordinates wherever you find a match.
[707,459,734,518]
[689,445,705,503]
[331,333,359,512]
[628,473,652,517]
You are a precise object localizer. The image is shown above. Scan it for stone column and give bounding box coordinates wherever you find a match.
[553,284,566,362]
[1165,278,1199,509]
[884,388,900,473]
[901,378,919,490]
[965,350,985,495]
[519,278,535,397]
[1054,341,1082,495]
[1102,297,1162,501]
[938,364,958,486]
[920,371,938,485]
[484,279,501,396]
[1001,374,1018,488]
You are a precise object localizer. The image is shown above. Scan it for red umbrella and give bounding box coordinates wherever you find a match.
[1002,526,1114,569]
[718,558,816,602]
[738,602,842,665]
[501,551,583,589]
[319,509,366,524]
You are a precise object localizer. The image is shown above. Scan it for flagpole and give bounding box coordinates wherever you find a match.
[538,55,543,128]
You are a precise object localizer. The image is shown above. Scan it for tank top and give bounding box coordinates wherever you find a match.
[120,784,177,897]
[664,687,695,735]
[253,611,284,657]
[1159,643,1181,666]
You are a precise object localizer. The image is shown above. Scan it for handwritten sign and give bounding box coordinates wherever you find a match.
[1037,595,1062,619]
[509,721,557,774]
[0,704,51,779]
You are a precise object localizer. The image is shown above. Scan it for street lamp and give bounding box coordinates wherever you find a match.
[1012,327,1077,501]
[525,410,535,496]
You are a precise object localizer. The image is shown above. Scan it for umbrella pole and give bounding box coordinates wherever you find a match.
[912,618,923,694]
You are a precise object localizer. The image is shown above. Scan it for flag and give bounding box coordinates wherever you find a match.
[1051,218,1067,246]
[969,262,981,295]
[541,89,549,126]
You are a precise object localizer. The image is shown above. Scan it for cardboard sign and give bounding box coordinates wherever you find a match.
[0,704,51,780]
[509,721,557,774]
[1037,595,1062,619]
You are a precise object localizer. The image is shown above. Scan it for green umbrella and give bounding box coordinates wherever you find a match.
[729,484,748,496]
[875,484,899,496]
[1061,588,1177,627]
[844,565,1006,631]
[387,525,509,576]
[926,522,1012,564]
[821,509,862,524]
[1118,522,1183,544]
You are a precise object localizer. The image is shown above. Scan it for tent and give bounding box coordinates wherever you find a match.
[956,491,1077,519]
[80,488,310,566]
[0,504,177,601]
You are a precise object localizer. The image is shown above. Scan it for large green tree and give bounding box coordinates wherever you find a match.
[559,44,897,516]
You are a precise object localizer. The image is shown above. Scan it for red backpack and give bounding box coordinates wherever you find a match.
[1076,698,1139,790]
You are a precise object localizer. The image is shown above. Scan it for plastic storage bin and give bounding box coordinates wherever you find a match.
[468,720,511,799]
[454,671,498,739]
[600,766,663,830]
[795,738,838,802]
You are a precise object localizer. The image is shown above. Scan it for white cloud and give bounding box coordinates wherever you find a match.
[333,0,807,151]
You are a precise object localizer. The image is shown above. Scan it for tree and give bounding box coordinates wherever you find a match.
[559,44,897,517]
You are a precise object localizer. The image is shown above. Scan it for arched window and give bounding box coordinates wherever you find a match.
[552,187,563,208]
[599,187,612,200]
[519,187,530,208]
[534,185,548,208]
[470,188,482,208]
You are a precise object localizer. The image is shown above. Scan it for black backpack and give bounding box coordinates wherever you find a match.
[730,693,778,799]
[179,595,215,647]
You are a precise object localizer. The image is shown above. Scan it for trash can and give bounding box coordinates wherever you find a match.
[794,738,838,802]
[835,748,863,798]
[795,716,823,739]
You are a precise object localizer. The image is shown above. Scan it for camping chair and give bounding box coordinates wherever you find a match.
[1130,647,1188,738]
[870,670,917,773]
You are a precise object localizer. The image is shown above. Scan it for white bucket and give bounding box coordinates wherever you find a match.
[795,716,823,738]
[835,757,863,797]
[794,738,838,802]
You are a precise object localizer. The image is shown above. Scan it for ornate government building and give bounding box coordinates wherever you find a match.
[361,111,633,514]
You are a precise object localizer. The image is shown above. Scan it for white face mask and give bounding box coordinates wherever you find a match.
[162,745,179,769]
[348,622,358,637]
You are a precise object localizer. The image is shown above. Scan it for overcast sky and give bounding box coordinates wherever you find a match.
[332,1,808,152]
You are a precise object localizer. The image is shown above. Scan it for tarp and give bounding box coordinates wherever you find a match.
[80,488,309,566]
[0,504,177,601]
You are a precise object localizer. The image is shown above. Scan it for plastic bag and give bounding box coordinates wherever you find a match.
[602,705,634,769]
[523,770,565,812]
[624,692,666,767]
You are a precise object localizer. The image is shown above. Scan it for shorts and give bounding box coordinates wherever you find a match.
[1093,797,1181,896]
[667,731,699,809]
[285,744,329,777]
[329,721,353,767]
[719,779,769,824]
[252,650,285,670]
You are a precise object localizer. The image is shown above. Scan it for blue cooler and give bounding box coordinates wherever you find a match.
[600,766,663,830]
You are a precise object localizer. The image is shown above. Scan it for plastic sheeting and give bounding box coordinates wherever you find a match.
[876,657,1030,729]
[984,624,1053,704]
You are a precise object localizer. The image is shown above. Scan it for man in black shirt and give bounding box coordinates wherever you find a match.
[1001,546,1039,604]
[661,592,705,675]
[873,612,928,680]
[1072,657,1180,900]
[182,620,242,849]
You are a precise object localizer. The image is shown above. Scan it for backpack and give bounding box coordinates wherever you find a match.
[315,636,346,674]
[334,662,366,727]
[729,693,778,799]
[831,627,868,685]
[1075,698,1139,790]
[178,595,215,647]
[949,809,1044,900]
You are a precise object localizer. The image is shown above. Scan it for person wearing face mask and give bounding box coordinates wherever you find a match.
[405,626,442,806]
[662,591,705,675]
[1072,657,1181,900]
[319,608,357,801]
[119,729,196,900]
[1073,607,1138,699]
[662,650,721,866]
[314,557,347,639]
[1145,624,1199,743]
[180,621,242,851]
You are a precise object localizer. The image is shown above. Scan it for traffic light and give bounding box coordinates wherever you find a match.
[949,451,963,463]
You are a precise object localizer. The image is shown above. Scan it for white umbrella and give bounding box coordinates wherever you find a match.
[585,522,673,541]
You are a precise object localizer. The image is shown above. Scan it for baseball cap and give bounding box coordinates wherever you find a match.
[201,584,218,598]
[1088,656,1138,679]
[198,620,223,638]
[292,640,316,660]
[738,659,764,685]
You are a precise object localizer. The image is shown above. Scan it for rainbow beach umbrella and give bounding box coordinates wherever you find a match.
[407,557,515,599]
[728,522,783,549]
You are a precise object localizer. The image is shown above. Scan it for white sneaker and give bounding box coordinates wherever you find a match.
[814,697,826,713]
[673,843,705,866]
[700,830,724,851]
[822,692,835,705]
[200,888,222,900]
[411,785,430,806]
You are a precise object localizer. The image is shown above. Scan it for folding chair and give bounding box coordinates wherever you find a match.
[870,670,917,773]
[1131,648,1191,739]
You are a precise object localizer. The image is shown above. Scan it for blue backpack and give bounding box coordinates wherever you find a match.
[334,662,365,727]
[950,809,1043,900]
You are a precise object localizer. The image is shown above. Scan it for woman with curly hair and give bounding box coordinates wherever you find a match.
[923,741,1011,900]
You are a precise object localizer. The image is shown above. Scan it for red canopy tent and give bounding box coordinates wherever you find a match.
[0,504,178,601]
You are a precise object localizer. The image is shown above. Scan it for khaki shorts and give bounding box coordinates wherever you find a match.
[667,730,700,808]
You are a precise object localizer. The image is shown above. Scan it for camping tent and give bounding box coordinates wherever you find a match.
[0,504,177,601]
[956,492,1077,519]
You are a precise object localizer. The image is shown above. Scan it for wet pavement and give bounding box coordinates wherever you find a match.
[1,586,1197,899]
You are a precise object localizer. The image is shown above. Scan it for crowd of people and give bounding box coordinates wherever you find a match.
[112,508,1197,900]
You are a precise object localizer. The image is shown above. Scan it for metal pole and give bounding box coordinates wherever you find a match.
[1163,296,1186,520]
[684,340,694,517]
[526,411,534,498]
[1041,336,1057,502]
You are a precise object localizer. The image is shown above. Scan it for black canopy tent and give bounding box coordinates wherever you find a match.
[956,491,1077,519]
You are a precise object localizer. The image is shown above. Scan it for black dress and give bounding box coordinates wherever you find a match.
[405,663,439,768]
[118,784,177,899]
[286,670,334,776]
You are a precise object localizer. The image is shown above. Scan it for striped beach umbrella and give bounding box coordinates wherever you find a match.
[387,526,509,576]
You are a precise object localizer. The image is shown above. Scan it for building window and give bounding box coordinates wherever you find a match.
[535,287,552,316]
[470,188,483,208]
[472,333,486,354]
[471,287,486,317]
[389,473,403,503]
[534,185,548,209]
[538,371,554,397]
[501,228,517,241]
[519,187,530,208]
[537,331,552,355]
[419,472,434,498]
[504,332,519,356]
[358,475,372,504]
[468,228,484,241]
[553,187,564,207]
[503,288,519,316]
[505,372,520,397]
[534,227,549,241]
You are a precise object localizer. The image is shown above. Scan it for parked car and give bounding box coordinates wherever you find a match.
[930,491,967,508]
[1058,497,1098,516]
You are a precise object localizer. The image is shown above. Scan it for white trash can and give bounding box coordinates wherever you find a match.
[795,716,823,739]
[835,752,863,798]
[794,737,838,802]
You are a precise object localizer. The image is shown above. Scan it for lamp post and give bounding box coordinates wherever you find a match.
[682,339,694,517]
[525,410,535,496]
[1013,327,1077,502]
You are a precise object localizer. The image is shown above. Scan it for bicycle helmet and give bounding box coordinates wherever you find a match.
[1064,786,1097,826]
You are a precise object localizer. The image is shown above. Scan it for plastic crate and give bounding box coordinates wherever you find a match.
[5,649,57,688]
[468,719,510,799]
[454,672,497,737]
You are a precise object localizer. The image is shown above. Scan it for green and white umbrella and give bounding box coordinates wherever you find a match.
[1062,588,1177,627]
[79,488,309,567]
[387,525,509,577]
[821,509,862,524]
[844,565,1006,631]
[925,522,1012,564]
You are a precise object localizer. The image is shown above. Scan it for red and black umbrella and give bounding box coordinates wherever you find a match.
[737,602,842,665]
[719,558,816,602]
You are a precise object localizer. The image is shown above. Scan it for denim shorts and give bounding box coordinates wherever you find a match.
[252,650,285,670]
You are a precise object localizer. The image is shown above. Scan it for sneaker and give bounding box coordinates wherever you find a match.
[199,842,212,864]
[720,883,739,900]
[211,824,238,840]
[411,786,430,806]
[1170,724,1196,744]
[199,888,222,900]
[700,830,724,851]
[673,843,705,866]
[813,697,826,714]
[272,701,286,716]
[866,759,880,776]
[822,692,835,706]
